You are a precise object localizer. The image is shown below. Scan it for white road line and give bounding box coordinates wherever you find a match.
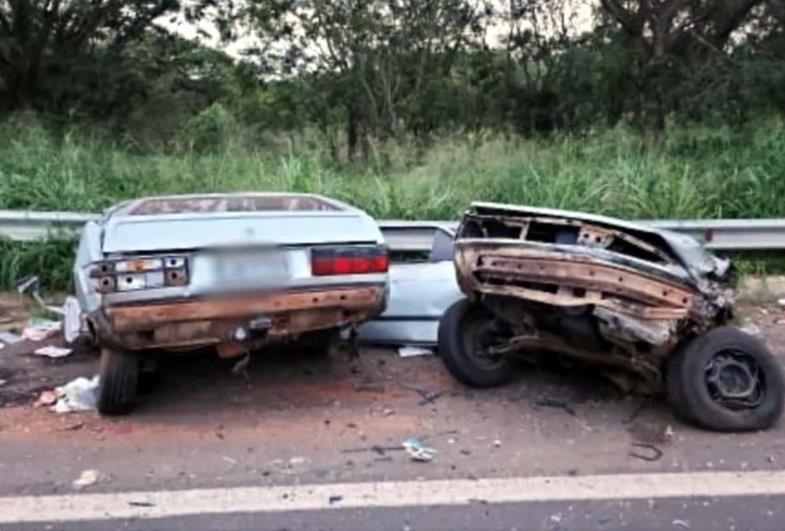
[2,470,784,523]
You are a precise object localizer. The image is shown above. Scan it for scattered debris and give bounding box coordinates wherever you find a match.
[398,383,445,406]
[354,382,387,393]
[341,445,404,456]
[128,501,155,508]
[629,443,663,462]
[328,495,343,505]
[0,378,6,387]
[72,469,102,489]
[59,421,85,432]
[34,390,58,407]
[672,519,691,528]
[778,298,785,309]
[398,346,434,358]
[33,345,73,358]
[50,376,99,413]
[62,296,82,344]
[230,354,251,378]
[22,318,61,342]
[534,398,577,417]
[740,323,761,336]
[402,437,437,462]
[0,331,22,345]
[289,456,308,466]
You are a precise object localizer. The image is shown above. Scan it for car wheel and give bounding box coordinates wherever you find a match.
[97,348,139,415]
[437,299,514,388]
[666,326,784,432]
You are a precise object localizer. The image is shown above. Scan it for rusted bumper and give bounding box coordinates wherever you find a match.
[91,285,386,351]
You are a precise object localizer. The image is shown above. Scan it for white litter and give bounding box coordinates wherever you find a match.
[398,346,434,358]
[51,376,99,413]
[22,318,61,341]
[402,437,437,462]
[34,345,73,358]
[778,298,785,309]
[0,331,23,345]
[62,296,82,343]
[740,324,761,336]
[72,469,102,489]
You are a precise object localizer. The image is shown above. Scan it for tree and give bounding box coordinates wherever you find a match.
[0,0,179,112]
[598,0,766,135]
[244,0,488,160]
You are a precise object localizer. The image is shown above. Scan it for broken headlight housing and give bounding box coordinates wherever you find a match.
[90,255,189,293]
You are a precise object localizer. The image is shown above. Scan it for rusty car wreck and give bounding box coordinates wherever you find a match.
[438,203,784,431]
[74,193,388,415]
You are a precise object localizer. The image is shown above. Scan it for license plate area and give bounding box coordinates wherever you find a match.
[210,248,291,289]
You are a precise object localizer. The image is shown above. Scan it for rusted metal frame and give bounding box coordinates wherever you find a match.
[473,255,694,308]
[108,286,384,333]
[457,239,693,296]
[473,283,688,320]
[463,213,675,265]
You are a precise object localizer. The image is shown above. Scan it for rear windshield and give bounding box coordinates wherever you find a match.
[127,195,342,215]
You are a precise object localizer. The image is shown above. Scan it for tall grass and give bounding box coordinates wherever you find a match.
[2,117,785,290]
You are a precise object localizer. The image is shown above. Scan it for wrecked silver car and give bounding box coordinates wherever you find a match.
[439,202,784,431]
[74,193,388,414]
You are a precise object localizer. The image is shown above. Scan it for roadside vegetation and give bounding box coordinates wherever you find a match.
[1,1,783,290]
[2,117,785,291]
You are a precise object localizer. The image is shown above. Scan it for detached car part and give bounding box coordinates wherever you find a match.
[438,202,784,432]
[75,193,388,415]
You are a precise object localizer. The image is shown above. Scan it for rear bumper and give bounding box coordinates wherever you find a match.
[90,285,386,351]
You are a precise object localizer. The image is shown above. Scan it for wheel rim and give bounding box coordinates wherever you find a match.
[461,309,506,370]
[704,349,765,410]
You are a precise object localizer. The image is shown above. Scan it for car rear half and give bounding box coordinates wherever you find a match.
[73,193,388,413]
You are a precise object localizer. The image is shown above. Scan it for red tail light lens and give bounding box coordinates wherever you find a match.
[311,246,389,276]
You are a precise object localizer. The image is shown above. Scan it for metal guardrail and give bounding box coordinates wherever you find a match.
[1,210,784,252]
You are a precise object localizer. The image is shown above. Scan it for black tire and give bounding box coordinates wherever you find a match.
[437,299,514,388]
[666,326,784,432]
[97,348,139,415]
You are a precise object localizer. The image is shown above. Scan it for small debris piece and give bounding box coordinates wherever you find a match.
[328,495,343,505]
[354,382,387,393]
[534,398,577,416]
[0,378,6,386]
[493,439,502,448]
[59,421,85,432]
[289,456,308,466]
[672,519,691,528]
[230,354,250,378]
[34,390,58,407]
[72,469,102,489]
[0,331,23,345]
[342,445,404,455]
[740,324,761,336]
[22,318,61,341]
[402,437,437,462]
[62,296,82,344]
[778,298,785,308]
[629,443,663,462]
[399,346,434,358]
[51,376,99,413]
[34,345,73,358]
[128,501,155,508]
[399,383,444,406]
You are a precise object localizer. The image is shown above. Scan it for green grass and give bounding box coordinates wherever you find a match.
[2,117,785,290]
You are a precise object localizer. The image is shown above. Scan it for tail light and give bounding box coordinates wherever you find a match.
[90,255,189,293]
[311,245,389,276]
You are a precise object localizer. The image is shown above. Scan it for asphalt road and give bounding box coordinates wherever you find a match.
[1,299,785,530]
